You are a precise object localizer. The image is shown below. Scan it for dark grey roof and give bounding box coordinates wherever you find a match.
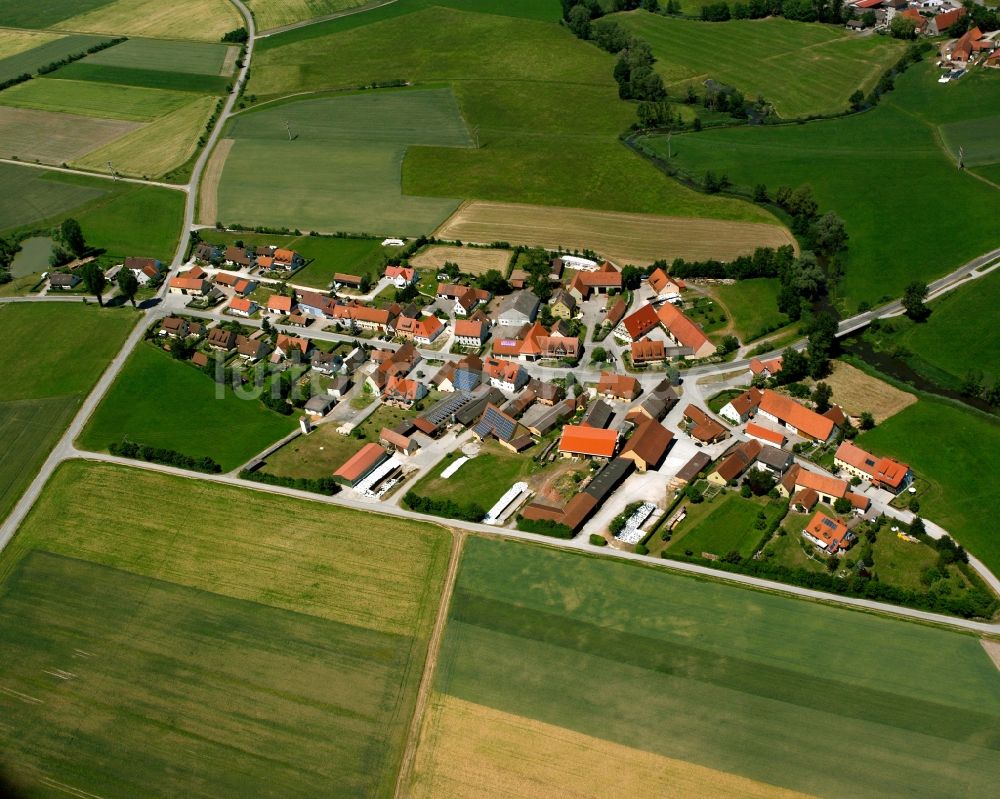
[49,273,79,286]
[498,290,539,318]
[583,457,635,502]
[305,394,336,413]
[756,445,793,470]
[522,399,573,435]
[580,399,614,429]
[675,452,711,483]
[455,387,506,427]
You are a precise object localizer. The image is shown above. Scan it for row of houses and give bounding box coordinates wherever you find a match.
[194,243,304,272]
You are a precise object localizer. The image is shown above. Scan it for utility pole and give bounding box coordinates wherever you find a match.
[471,125,480,149]
[958,145,965,170]
[667,132,672,160]
[107,161,117,181]
[284,121,293,141]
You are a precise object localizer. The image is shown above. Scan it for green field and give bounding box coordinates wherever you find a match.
[0,0,112,29]
[0,303,137,521]
[641,65,1000,310]
[859,397,1000,576]
[939,113,1000,168]
[665,492,783,559]
[250,5,779,226]
[861,268,1000,390]
[612,12,905,119]
[709,278,791,341]
[0,460,450,797]
[78,344,299,470]
[0,163,105,231]
[0,32,111,82]
[425,536,1000,798]
[409,446,538,512]
[0,77,195,121]
[82,37,236,75]
[217,88,473,235]
[52,61,230,93]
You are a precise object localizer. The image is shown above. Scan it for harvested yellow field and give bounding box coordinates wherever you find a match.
[410,694,815,799]
[807,360,916,423]
[434,201,796,266]
[411,244,511,275]
[0,28,61,60]
[248,0,369,32]
[199,136,233,224]
[74,95,216,178]
[54,0,241,42]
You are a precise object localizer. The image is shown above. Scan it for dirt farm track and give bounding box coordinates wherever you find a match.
[434,201,797,266]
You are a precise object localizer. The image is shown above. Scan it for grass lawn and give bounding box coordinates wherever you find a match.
[217,88,472,235]
[251,5,780,228]
[414,536,1000,799]
[613,12,905,119]
[0,459,450,797]
[262,422,366,480]
[73,95,217,179]
[0,77,194,122]
[872,530,943,592]
[762,516,827,573]
[859,397,1000,576]
[53,0,242,43]
[863,268,1000,390]
[665,491,782,559]
[82,37,236,76]
[0,32,111,83]
[0,302,137,521]
[709,278,790,342]
[641,64,1000,311]
[409,444,538,511]
[78,343,299,470]
[0,0,112,29]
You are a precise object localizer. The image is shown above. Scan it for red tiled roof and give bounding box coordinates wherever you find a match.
[749,356,783,376]
[267,295,293,312]
[630,337,665,363]
[559,425,618,458]
[277,334,309,355]
[334,443,386,482]
[606,298,627,326]
[760,390,836,441]
[933,6,966,32]
[656,302,714,355]
[229,297,253,313]
[794,467,849,500]
[647,268,684,294]
[712,439,762,482]
[683,404,727,442]
[745,422,786,446]
[454,319,486,338]
[804,512,852,550]
[620,304,660,340]
[620,417,673,467]
[274,248,297,263]
[598,371,639,399]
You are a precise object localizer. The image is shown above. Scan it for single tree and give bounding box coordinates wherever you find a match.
[118,268,139,307]
[859,411,875,430]
[910,516,926,537]
[592,346,608,363]
[902,281,930,322]
[812,381,833,413]
[80,261,106,306]
[833,497,852,515]
[59,218,87,258]
[810,212,849,256]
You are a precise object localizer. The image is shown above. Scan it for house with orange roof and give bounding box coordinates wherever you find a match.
[683,404,729,443]
[802,512,856,554]
[272,248,303,270]
[168,273,212,297]
[897,7,929,34]
[719,387,763,426]
[483,355,528,392]
[647,268,684,300]
[567,262,622,301]
[597,372,640,401]
[630,337,666,365]
[333,443,389,487]
[619,417,673,472]
[213,271,239,288]
[233,278,256,296]
[928,5,966,35]
[383,374,427,408]
[558,424,619,460]
[454,317,490,347]
[492,321,579,362]
[707,439,762,486]
[385,265,417,287]
[334,272,363,289]
[228,296,257,317]
[656,302,716,359]
[834,441,912,494]
[745,422,787,448]
[331,301,397,333]
[779,464,870,511]
[749,356,783,379]
[275,334,311,360]
[949,25,983,62]
[393,310,446,345]
[267,294,295,315]
[758,390,838,443]
[614,303,660,343]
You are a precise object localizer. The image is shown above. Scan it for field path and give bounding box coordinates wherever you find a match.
[394,529,466,799]
[198,137,233,225]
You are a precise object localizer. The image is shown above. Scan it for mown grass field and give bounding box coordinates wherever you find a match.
[0,32,110,82]
[643,65,1000,310]
[0,77,193,121]
[248,0,370,30]
[0,106,141,163]
[252,5,783,229]
[53,61,230,93]
[0,162,105,230]
[79,343,299,469]
[82,37,237,76]
[863,268,1000,390]
[708,278,789,341]
[665,492,783,559]
[0,460,451,797]
[0,303,136,522]
[53,0,242,43]
[410,244,510,275]
[0,0,112,29]
[939,113,1000,168]
[859,397,1000,576]
[613,12,904,119]
[217,88,472,235]
[413,536,1000,799]
[410,446,537,511]
[74,95,217,178]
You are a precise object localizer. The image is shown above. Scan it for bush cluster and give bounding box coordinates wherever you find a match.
[517,517,575,539]
[403,491,485,522]
[238,469,339,495]
[109,440,222,474]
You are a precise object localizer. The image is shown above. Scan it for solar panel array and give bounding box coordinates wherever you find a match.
[421,392,472,425]
[454,368,481,392]
[474,405,517,442]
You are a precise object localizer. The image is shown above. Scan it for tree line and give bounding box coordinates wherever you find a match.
[403,491,486,523]
[109,440,222,474]
[238,469,339,495]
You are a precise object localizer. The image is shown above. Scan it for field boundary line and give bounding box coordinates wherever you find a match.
[394,529,466,799]
[255,0,401,38]
[0,157,187,191]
